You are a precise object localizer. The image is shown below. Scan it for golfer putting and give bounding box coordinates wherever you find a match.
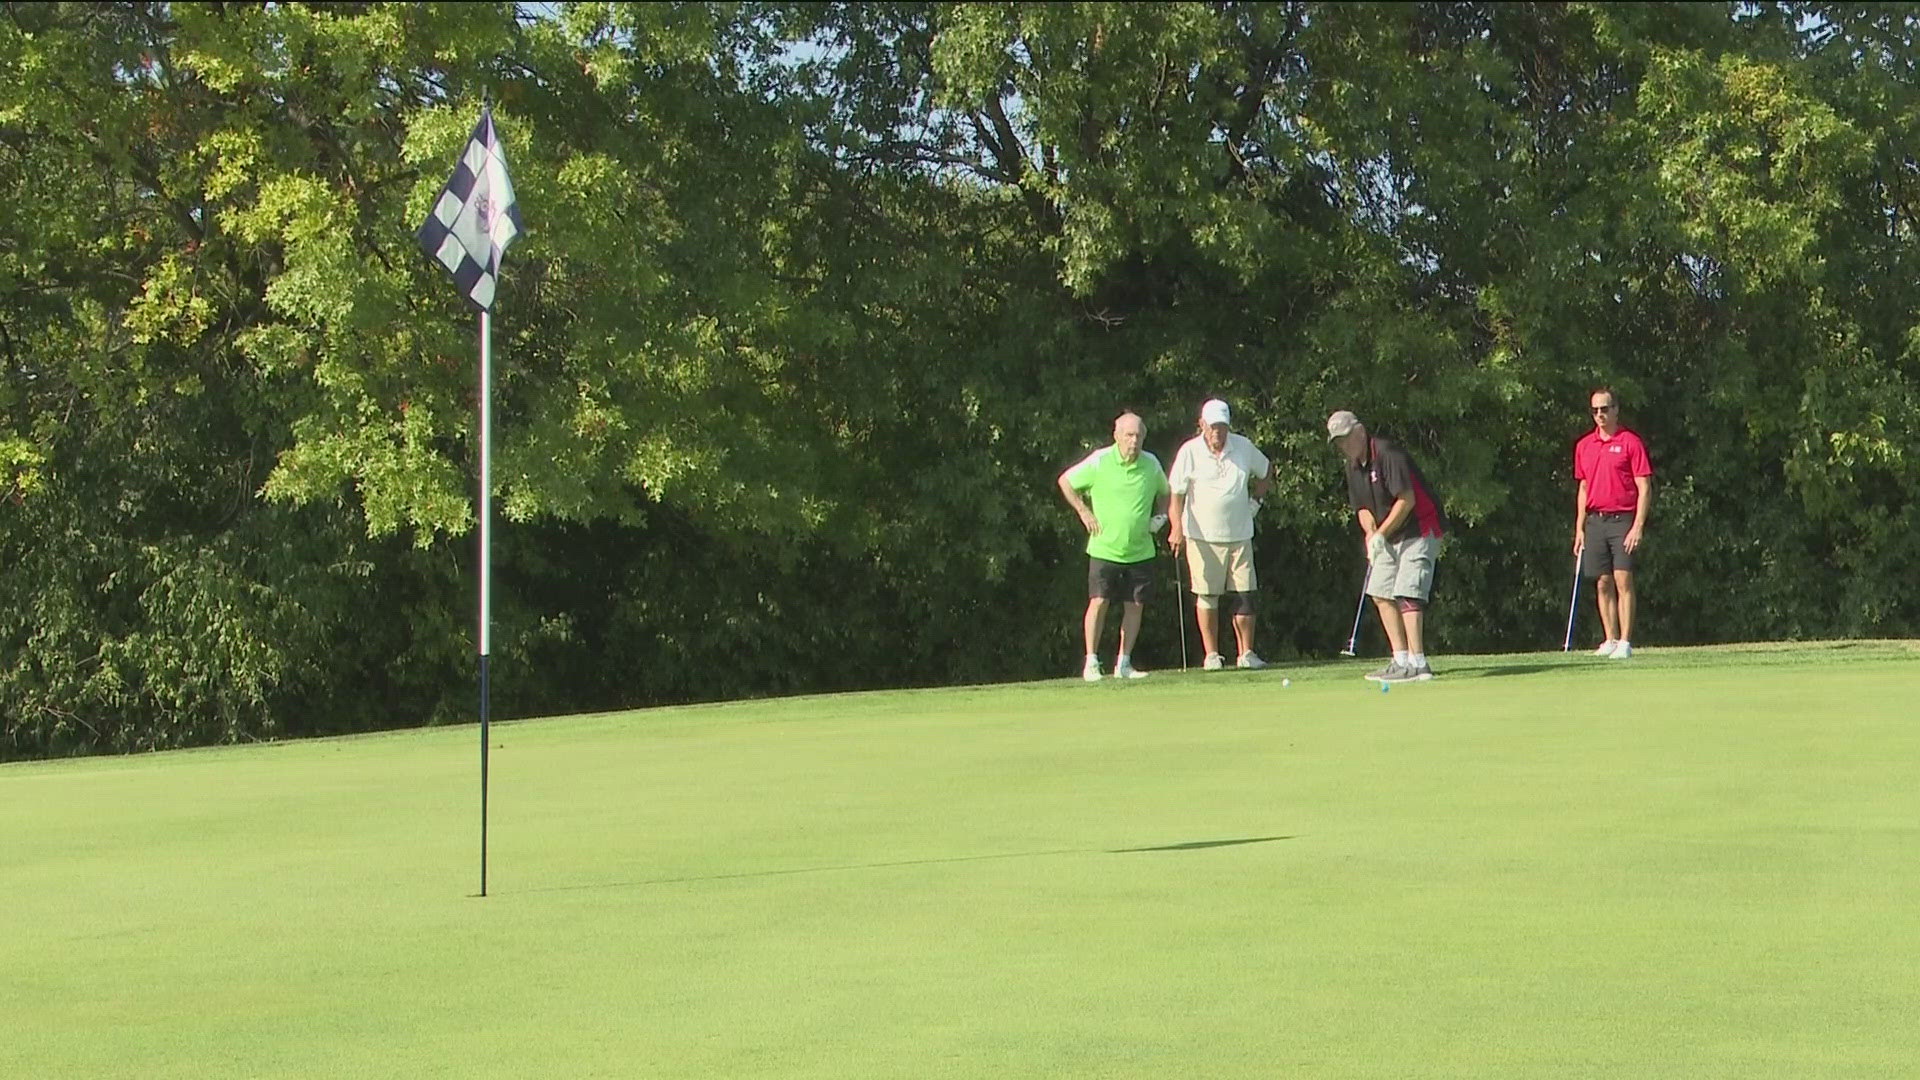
[1327,410,1449,683]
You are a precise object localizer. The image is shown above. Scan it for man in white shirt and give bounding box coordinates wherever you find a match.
[1167,399,1273,670]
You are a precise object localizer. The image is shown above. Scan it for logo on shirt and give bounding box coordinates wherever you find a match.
[1609,444,1623,454]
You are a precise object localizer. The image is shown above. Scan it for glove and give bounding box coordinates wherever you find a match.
[1367,530,1389,560]
[1149,514,1169,533]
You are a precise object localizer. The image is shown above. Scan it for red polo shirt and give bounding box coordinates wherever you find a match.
[1574,428,1651,513]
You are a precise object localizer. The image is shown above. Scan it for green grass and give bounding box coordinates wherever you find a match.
[5,641,1918,1078]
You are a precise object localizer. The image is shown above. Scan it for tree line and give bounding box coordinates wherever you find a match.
[4,2,1917,759]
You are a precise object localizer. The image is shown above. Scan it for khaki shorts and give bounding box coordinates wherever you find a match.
[1366,534,1439,602]
[1185,539,1256,596]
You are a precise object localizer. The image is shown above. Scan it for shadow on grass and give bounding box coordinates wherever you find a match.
[1110,835,1294,853]
[506,836,1294,896]
[1463,664,1558,678]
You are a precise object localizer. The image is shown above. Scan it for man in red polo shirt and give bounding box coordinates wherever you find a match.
[1572,388,1652,658]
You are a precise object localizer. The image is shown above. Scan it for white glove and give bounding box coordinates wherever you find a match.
[1367,530,1389,559]
[1149,514,1168,533]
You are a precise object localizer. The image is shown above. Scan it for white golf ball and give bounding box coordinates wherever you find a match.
[1282,678,1291,687]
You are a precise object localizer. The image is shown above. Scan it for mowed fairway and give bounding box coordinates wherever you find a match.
[4,642,1917,1079]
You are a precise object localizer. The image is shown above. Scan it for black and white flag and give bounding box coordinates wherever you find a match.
[417,108,521,311]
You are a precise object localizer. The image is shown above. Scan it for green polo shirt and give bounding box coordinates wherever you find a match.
[1064,446,1169,564]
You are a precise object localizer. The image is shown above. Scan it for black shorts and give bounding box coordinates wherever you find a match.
[1582,511,1636,577]
[1088,557,1154,603]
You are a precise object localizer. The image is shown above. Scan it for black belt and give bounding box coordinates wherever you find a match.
[1587,510,1633,519]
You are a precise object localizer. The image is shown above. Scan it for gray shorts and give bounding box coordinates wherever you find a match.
[1582,512,1636,577]
[1088,557,1154,603]
[1366,534,1439,602]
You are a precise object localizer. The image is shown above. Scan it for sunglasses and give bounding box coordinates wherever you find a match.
[1590,404,1615,414]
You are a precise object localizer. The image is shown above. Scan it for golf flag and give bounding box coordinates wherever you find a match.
[415,105,521,896]
[417,108,521,310]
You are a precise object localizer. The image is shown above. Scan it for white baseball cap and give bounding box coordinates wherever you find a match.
[1326,410,1361,440]
[1200,399,1231,426]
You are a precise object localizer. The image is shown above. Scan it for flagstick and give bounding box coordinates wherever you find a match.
[417,103,516,897]
[478,308,493,898]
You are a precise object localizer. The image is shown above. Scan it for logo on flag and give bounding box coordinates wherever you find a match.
[417,108,521,311]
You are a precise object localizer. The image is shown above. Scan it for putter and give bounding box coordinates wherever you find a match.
[1561,549,1584,651]
[1338,575,1367,657]
[1172,541,1190,670]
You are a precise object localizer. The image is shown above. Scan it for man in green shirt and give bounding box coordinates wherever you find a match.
[1057,411,1171,681]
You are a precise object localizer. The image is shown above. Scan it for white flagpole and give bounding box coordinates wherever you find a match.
[479,308,493,897]
[417,101,515,897]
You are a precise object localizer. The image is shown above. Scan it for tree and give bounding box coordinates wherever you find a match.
[6,2,1918,759]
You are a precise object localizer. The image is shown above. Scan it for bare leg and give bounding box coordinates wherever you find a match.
[1373,597,1408,655]
[1083,597,1109,656]
[1401,605,1424,657]
[1594,575,1620,643]
[1118,601,1145,657]
[1232,612,1255,656]
[1195,601,1221,658]
[1612,570,1635,642]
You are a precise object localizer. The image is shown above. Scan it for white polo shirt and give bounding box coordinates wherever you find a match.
[1168,432,1270,543]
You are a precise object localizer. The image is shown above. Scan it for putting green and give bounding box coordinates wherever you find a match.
[4,642,1916,1078]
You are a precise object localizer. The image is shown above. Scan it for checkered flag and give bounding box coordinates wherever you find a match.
[417,108,521,311]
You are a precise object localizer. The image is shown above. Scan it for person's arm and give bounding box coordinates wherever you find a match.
[1625,475,1651,551]
[1373,496,1413,540]
[1356,507,1381,556]
[1573,479,1589,558]
[1371,447,1415,541]
[1249,445,1273,503]
[1624,435,1652,551]
[1165,445,1187,547]
[1346,462,1376,552]
[1057,469,1099,535]
[1152,458,1172,533]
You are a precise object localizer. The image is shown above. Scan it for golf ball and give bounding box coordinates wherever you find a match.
[1380,681,1390,694]
[1282,678,1291,688]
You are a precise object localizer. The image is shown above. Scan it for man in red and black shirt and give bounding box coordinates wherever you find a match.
[1572,388,1652,659]
[1328,410,1448,682]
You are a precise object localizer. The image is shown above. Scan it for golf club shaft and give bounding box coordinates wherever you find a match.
[1174,542,1189,669]
[1342,580,1366,656]
[1562,551,1583,651]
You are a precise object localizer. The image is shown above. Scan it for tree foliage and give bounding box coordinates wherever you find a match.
[5,2,1918,758]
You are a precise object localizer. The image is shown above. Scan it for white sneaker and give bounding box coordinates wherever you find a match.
[1610,641,1633,660]
[1082,657,1103,682]
[1202,653,1225,671]
[1237,652,1268,670]
[1593,640,1619,657]
[1114,659,1148,679]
